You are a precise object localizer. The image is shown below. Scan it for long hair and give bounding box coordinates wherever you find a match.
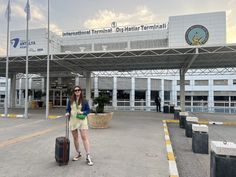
[70,85,83,105]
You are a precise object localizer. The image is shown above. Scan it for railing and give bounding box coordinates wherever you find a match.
[106,100,236,114]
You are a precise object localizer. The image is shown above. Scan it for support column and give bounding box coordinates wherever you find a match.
[160,79,164,112]
[94,76,99,98]
[146,78,151,111]
[10,74,16,108]
[112,76,117,109]
[41,77,45,92]
[208,79,214,112]
[19,78,22,106]
[172,78,177,106]
[85,71,92,106]
[130,77,135,110]
[75,76,79,85]
[180,69,185,111]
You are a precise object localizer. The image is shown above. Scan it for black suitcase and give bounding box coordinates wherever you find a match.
[163,105,170,113]
[55,105,70,165]
[55,136,70,165]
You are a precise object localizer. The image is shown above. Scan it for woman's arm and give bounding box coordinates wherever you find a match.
[82,100,90,115]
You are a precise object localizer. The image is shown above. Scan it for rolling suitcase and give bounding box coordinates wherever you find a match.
[55,110,70,165]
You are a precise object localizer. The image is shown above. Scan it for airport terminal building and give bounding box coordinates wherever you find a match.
[1,11,236,113]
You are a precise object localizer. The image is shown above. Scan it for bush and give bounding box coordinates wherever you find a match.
[93,95,110,113]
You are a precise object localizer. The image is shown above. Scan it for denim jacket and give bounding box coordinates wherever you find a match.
[66,98,90,116]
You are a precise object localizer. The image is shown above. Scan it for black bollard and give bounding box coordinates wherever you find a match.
[185,117,198,138]
[192,124,209,154]
[210,141,236,177]
[174,106,181,120]
[179,112,189,129]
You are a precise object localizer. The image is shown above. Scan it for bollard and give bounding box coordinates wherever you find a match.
[185,117,198,138]
[210,141,236,177]
[174,106,181,120]
[192,124,209,154]
[179,112,189,128]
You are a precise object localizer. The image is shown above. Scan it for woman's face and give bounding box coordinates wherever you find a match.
[74,87,81,97]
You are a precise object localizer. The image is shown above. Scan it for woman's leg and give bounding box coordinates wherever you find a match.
[80,129,94,165]
[71,129,80,153]
[80,129,90,154]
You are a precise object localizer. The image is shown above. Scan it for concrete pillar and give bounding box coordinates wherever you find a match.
[172,78,177,106]
[130,77,135,110]
[19,78,23,106]
[10,74,16,108]
[208,79,214,112]
[85,71,92,106]
[160,79,164,112]
[112,76,117,108]
[94,76,99,97]
[41,77,45,92]
[180,69,186,111]
[75,76,79,85]
[146,78,151,111]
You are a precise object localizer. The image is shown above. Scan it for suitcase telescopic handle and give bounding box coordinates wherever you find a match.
[66,97,70,139]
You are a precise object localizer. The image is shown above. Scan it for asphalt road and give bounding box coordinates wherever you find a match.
[168,123,236,177]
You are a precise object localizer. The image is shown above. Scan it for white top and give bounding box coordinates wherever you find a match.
[186,116,198,123]
[211,141,236,156]
[192,124,208,133]
[179,112,188,116]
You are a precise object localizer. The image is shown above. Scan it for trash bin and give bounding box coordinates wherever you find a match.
[163,104,170,113]
[179,112,188,128]
[169,104,175,113]
[185,117,198,138]
[174,106,181,120]
[192,124,209,154]
[210,141,236,177]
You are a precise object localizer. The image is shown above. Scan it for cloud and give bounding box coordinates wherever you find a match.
[84,6,160,28]
[0,47,6,56]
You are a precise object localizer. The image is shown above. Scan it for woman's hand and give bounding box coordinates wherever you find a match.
[77,110,84,114]
[65,112,70,118]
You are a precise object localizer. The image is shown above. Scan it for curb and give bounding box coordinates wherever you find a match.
[48,115,63,119]
[163,120,179,177]
[0,114,63,119]
[0,114,24,118]
[165,119,236,126]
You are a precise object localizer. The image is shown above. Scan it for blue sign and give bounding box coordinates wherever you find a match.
[185,25,209,46]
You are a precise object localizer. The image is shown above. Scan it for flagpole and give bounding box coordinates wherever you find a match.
[24,0,29,119]
[4,0,10,118]
[46,0,50,119]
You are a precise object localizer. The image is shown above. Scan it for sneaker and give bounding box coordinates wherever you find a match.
[72,153,82,161]
[86,155,94,166]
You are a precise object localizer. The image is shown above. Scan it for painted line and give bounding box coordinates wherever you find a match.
[0,124,64,149]
[0,120,44,132]
[162,120,179,177]
[48,115,63,119]
[0,114,24,118]
[165,119,236,126]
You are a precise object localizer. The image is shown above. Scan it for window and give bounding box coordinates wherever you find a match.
[213,80,228,85]
[195,80,208,86]
[0,82,6,87]
[233,80,236,85]
[177,80,190,85]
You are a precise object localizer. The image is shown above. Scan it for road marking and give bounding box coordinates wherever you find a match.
[162,120,179,177]
[0,124,64,149]
[0,120,44,132]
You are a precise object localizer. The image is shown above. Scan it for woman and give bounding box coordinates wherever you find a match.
[65,85,94,166]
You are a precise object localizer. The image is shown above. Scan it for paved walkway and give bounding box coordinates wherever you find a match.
[0,110,171,177]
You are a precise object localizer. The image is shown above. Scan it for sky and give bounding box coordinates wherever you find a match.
[0,0,236,55]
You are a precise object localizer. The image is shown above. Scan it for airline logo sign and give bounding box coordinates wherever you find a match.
[10,37,44,52]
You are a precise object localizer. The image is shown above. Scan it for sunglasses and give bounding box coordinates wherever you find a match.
[74,89,81,92]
